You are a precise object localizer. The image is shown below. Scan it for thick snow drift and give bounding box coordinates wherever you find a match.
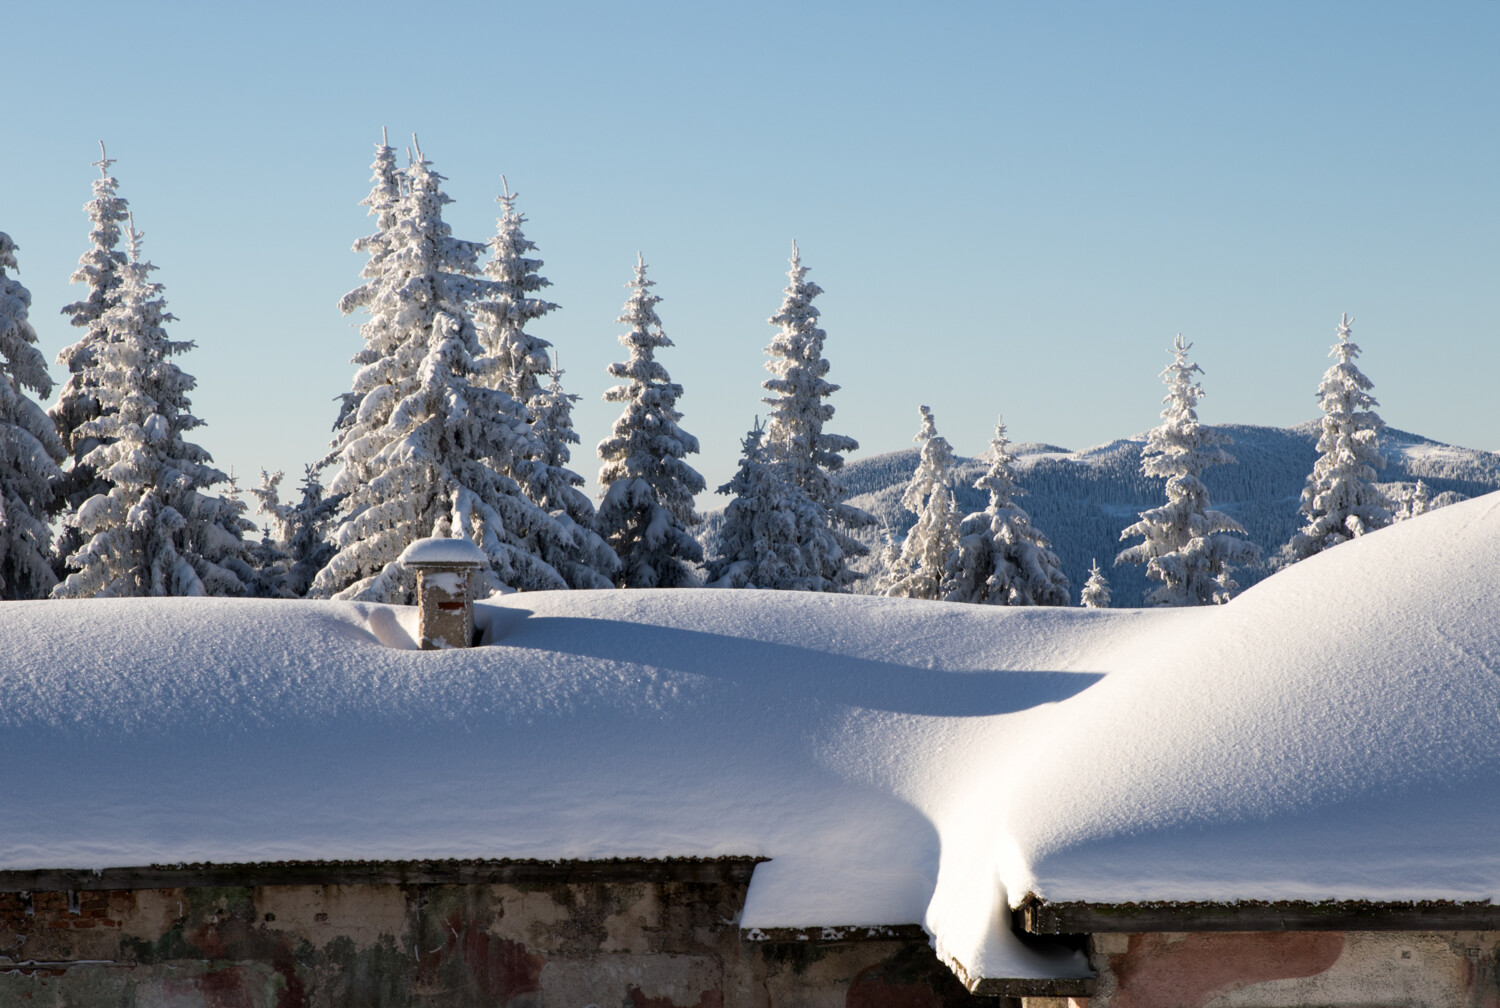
[4,493,1500,983]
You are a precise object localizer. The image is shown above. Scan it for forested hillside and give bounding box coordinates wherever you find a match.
[808,422,1500,604]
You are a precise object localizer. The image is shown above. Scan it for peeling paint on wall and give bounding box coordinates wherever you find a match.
[1085,929,1500,1008]
[0,876,988,1008]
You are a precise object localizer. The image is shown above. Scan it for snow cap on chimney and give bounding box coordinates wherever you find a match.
[399,537,485,650]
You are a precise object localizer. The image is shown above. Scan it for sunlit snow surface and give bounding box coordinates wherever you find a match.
[5,492,1500,982]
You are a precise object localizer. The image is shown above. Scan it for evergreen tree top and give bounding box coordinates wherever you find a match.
[365,129,402,221]
[974,416,1021,508]
[764,242,835,398]
[616,254,668,348]
[737,417,768,465]
[473,176,559,404]
[402,143,487,273]
[1317,313,1380,413]
[768,241,825,339]
[606,255,681,396]
[901,405,955,514]
[98,221,200,434]
[338,139,495,370]
[484,177,555,298]
[1141,334,1233,481]
[601,256,695,460]
[61,141,130,331]
[761,243,859,482]
[1284,313,1392,561]
[1080,559,1111,609]
[1331,312,1363,364]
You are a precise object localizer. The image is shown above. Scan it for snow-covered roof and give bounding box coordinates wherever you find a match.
[5,492,1500,984]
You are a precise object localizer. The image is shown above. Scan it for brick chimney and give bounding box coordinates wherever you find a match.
[398,538,486,650]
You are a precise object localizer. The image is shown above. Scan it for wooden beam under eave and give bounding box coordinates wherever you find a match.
[1019,895,1500,934]
[0,856,767,893]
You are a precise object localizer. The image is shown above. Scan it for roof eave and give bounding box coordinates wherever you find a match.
[1018,893,1500,934]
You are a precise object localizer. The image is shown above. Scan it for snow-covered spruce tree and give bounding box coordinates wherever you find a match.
[314,142,566,602]
[51,144,131,572]
[243,527,292,599]
[1395,479,1432,522]
[596,256,705,588]
[872,525,901,587]
[53,224,255,598]
[1116,335,1259,606]
[705,417,836,589]
[250,466,346,598]
[222,472,292,599]
[526,366,618,589]
[462,184,618,588]
[331,131,405,437]
[943,416,1070,606]
[760,243,875,590]
[0,232,66,599]
[881,406,960,600]
[468,189,616,587]
[1285,314,1393,559]
[1080,559,1111,609]
[473,179,559,406]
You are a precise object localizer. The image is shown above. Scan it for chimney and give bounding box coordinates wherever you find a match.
[399,537,486,650]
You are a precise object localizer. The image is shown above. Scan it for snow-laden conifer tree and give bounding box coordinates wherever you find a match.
[1116,335,1259,606]
[250,466,346,598]
[526,365,618,589]
[337,131,403,315]
[473,179,559,406]
[222,472,292,599]
[943,416,1070,606]
[0,232,66,599]
[1080,559,1111,609]
[51,144,131,571]
[596,256,705,588]
[53,224,254,598]
[760,243,874,591]
[1285,314,1393,559]
[881,406,960,600]
[705,418,836,590]
[331,130,405,437]
[315,141,566,602]
[873,526,901,588]
[1395,479,1432,522]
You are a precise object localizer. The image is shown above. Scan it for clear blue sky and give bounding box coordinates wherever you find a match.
[4,1,1496,508]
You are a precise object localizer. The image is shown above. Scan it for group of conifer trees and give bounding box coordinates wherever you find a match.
[0,138,882,602]
[879,319,1405,608]
[0,138,1408,606]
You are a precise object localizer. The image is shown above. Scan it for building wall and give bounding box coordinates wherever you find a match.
[1040,929,1500,1008]
[0,876,989,1008]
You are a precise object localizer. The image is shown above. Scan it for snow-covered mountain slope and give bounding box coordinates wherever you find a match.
[5,493,1500,983]
[836,421,1500,603]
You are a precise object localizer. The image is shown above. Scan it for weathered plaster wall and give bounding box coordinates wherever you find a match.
[0,879,987,1008]
[1066,929,1500,1008]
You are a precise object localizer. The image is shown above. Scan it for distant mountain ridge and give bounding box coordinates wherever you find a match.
[831,422,1500,605]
